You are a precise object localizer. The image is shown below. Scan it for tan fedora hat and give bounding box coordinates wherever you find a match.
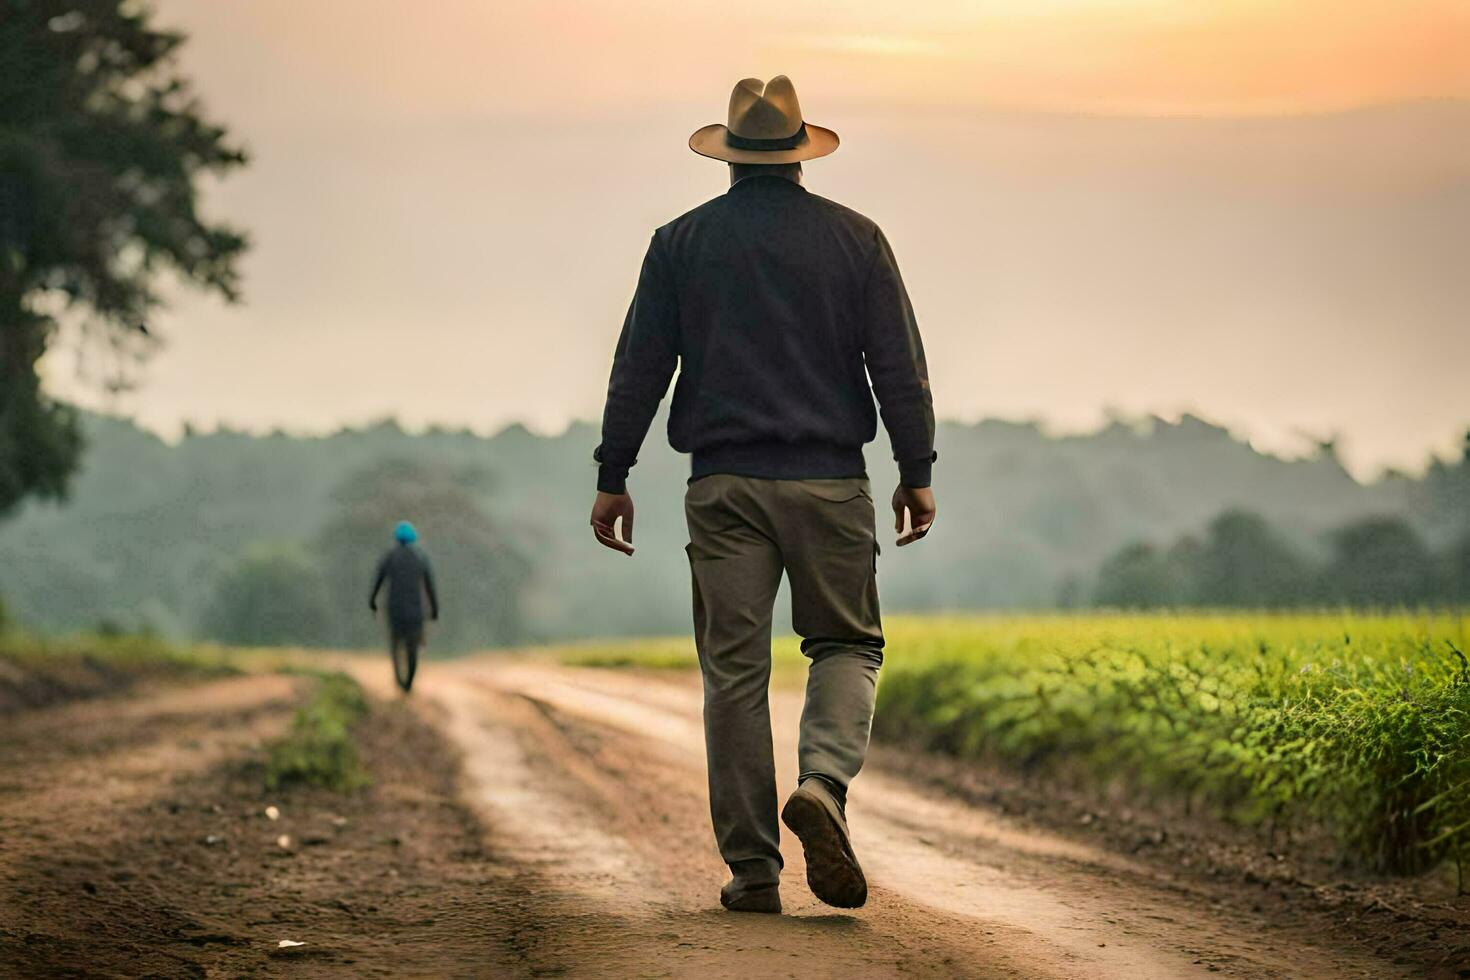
[689,76,839,165]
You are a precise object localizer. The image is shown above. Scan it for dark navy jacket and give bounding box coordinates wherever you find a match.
[594,175,935,494]
[371,544,438,624]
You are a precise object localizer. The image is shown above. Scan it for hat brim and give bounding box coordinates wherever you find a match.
[688,122,839,164]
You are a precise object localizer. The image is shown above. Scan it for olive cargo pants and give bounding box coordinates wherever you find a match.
[685,474,884,886]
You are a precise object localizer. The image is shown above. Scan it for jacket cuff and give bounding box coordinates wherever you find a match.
[593,444,635,494]
[597,465,629,495]
[898,453,935,488]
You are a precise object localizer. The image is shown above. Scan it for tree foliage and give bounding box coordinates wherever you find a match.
[204,542,333,647]
[1094,509,1456,608]
[1325,515,1438,606]
[0,0,247,516]
[1092,542,1181,608]
[1191,510,1310,606]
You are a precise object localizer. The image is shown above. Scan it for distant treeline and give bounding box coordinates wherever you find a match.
[1091,510,1470,609]
[0,412,1464,648]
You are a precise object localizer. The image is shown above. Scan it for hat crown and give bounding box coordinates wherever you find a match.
[688,74,837,164]
[728,76,803,141]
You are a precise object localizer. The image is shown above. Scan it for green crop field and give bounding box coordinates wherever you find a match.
[564,612,1470,882]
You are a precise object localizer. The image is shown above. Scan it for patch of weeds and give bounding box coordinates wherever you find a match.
[265,671,370,792]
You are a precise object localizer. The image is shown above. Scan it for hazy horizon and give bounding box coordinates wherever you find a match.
[66,396,1466,488]
[35,1,1470,481]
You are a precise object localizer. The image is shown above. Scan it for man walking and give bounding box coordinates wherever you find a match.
[590,76,936,914]
[369,520,439,693]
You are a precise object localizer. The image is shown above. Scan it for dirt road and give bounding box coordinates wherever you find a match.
[352,657,1407,979]
[1,657,1444,977]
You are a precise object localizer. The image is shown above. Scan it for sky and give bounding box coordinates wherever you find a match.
[40,0,1470,478]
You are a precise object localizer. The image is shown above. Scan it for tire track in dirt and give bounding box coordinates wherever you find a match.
[403,658,1403,979]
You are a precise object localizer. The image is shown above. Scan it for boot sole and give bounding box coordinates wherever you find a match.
[781,789,867,909]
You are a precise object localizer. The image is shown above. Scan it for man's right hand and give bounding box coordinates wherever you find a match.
[892,485,936,547]
[590,491,635,556]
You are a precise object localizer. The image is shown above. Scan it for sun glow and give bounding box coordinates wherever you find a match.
[187,0,1469,120]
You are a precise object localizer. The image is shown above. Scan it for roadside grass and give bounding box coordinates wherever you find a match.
[564,612,1470,881]
[264,670,370,792]
[0,631,240,711]
[560,636,699,671]
[0,630,240,676]
[558,635,809,682]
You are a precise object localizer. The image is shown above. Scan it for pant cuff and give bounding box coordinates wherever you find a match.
[797,771,848,809]
[728,856,782,886]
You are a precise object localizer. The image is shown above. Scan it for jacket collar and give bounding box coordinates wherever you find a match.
[728,173,805,193]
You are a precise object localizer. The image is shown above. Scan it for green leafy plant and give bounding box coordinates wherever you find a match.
[873,614,1470,881]
[265,672,369,792]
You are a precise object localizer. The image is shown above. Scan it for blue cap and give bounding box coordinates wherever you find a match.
[394,521,418,544]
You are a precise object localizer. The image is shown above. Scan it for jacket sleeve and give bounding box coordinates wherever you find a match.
[369,554,387,609]
[593,233,680,494]
[420,553,439,620]
[861,227,936,487]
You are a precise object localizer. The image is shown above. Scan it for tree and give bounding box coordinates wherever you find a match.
[1416,429,1470,545]
[1092,542,1181,608]
[316,458,533,652]
[203,542,333,647]
[1324,515,1436,607]
[0,1,247,517]
[1188,510,1309,607]
[1443,532,1470,603]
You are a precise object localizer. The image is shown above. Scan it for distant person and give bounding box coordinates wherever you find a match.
[369,521,439,693]
[589,76,937,914]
